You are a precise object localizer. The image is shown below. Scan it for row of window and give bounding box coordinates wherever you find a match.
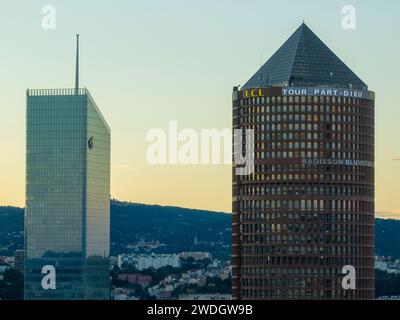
[256,152,372,161]
[238,123,373,139]
[253,164,371,173]
[238,199,373,212]
[237,234,371,247]
[236,235,374,247]
[239,114,373,128]
[241,277,347,288]
[238,102,373,116]
[236,288,368,299]
[252,142,374,155]
[237,256,373,267]
[239,225,373,237]
[239,172,373,182]
[238,267,346,276]
[238,131,373,150]
[240,95,367,106]
[236,212,372,223]
[241,222,372,233]
[238,184,373,197]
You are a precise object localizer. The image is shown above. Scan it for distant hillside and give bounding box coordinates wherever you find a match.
[375,219,400,258]
[1,202,400,259]
[0,207,23,234]
[110,201,231,258]
[0,201,231,258]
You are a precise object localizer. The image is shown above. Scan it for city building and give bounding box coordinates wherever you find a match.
[0,263,9,274]
[232,23,375,299]
[375,260,388,272]
[111,287,138,300]
[375,256,400,274]
[179,252,212,261]
[118,254,181,270]
[117,273,153,288]
[24,36,111,300]
[0,256,14,267]
[14,249,24,274]
[179,294,232,300]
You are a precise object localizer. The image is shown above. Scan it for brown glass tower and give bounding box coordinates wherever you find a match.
[232,23,375,300]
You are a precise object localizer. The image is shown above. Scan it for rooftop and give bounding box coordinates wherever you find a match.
[27,88,88,96]
[242,23,367,90]
[26,87,110,133]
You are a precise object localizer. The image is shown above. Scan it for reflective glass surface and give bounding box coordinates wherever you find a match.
[25,89,110,300]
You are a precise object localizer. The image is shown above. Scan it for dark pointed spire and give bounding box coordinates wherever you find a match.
[242,23,367,90]
[75,34,79,91]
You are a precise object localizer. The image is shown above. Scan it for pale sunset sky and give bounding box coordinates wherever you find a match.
[0,0,399,218]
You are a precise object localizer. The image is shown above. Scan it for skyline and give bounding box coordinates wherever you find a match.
[0,1,400,218]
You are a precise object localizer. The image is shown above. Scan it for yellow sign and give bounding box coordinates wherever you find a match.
[243,89,264,98]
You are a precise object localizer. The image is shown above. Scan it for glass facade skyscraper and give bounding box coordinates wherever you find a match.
[25,88,110,300]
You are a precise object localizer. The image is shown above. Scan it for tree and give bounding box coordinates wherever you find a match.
[0,268,23,300]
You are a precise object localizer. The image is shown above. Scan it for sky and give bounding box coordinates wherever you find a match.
[0,0,399,217]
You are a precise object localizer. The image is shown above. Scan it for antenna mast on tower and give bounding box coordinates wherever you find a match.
[75,34,79,92]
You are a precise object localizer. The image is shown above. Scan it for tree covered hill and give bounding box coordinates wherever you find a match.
[375,218,400,258]
[1,202,400,259]
[0,201,231,258]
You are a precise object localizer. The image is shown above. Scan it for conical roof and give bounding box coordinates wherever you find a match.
[242,23,367,90]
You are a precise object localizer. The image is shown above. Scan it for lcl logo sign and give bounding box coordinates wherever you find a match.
[243,89,264,98]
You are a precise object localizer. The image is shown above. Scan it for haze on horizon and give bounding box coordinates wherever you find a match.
[0,0,399,219]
